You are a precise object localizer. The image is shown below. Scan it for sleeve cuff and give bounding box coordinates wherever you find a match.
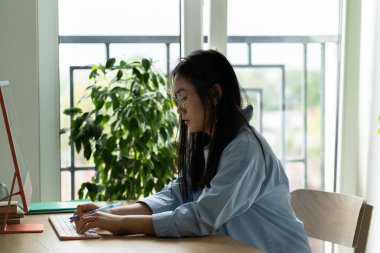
[137,195,171,214]
[152,211,180,238]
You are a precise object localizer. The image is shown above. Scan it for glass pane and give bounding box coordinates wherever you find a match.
[72,69,96,168]
[324,43,338,192]
[60,133,71,168]
[251,44,304,69]
[227,0,340,36]
[61,171,71,201]
[72,69,93,111]
[227,44,249,65]
[59,0,180,36]
[244,88,263,132]
[235,67,283,157]
[284,162,305,191]
[59,44,106,89]
[307,43,322,71]
[60,44,106,168]
[74,170,95,200]
[169,43,180,70]
[307,44,322,190]
[110,44,168,73]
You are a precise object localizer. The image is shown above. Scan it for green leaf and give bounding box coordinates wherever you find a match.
[159,127,168,142]
[89,69,98,79]
[102,115,110,124]
[111,86,127,93]
[143,73,150,85]
[130,117,139,132]
[82,182,100,201]
[142,58,151,71]
[75,139,82,153]
[132,67,142,81]
[59,128,69,135]
[94,114,104,125]
[83,140,92,160]
[120,60,127,68]
[116,69,123,80]
[158,75,166,86]
[94,124,103,139]
[144,179,154,197]
[119,138,129,152]
[105,58,116,69]
[99,65,106,74]
[92,89,105,111]
[63,107,82,116]
[111,94,120,110]
[151,74,159,89]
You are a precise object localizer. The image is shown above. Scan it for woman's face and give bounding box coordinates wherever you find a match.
[173,74,211,134]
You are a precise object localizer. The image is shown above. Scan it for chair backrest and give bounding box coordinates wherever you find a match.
[291,189,373,253]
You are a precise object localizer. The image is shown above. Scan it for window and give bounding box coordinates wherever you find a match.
[59,6,342,251]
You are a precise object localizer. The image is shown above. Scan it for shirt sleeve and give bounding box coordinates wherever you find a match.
[138,178,185,214]
[151,132,267,237]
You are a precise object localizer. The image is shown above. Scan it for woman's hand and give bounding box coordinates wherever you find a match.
[71,202,99,226]
[76,211,125,235]
[71,202,155,236]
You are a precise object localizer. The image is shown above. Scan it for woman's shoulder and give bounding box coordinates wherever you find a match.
[222,125,265,158]
[232,125,264,146]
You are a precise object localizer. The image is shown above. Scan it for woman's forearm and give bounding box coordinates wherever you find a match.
[109,202,153,216]
[106,202,155,235]
[118,215,155,235]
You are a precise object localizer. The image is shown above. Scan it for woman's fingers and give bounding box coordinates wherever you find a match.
[71,203,99,225]
[75,211,124,234]
[76,203,99,215]
[76,214,96,233]
[77,215,97,234]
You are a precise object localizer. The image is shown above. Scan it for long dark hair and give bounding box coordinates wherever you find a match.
[171,49,257,200]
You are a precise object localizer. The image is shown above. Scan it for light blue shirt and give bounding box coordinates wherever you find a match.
[140,126,311,253]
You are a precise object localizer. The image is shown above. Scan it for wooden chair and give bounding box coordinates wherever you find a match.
[290,189,373,253]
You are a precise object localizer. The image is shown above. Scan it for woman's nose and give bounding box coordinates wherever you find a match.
[176,106,184,115]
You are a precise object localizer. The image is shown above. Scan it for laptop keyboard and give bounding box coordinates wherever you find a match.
[49,215,100,240]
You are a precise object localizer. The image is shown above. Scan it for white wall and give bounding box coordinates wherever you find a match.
[0,0,60,202]
[0,0,40,201]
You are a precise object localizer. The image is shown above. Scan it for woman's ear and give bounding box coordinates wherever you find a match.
[213,83,222,105]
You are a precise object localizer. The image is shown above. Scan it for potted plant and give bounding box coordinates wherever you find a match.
[63,58,178,201]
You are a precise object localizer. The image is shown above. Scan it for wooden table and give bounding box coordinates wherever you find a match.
[0,213,263,253]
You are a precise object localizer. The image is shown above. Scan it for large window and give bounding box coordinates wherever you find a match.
[59,4,341,251]
[60,0,340,189]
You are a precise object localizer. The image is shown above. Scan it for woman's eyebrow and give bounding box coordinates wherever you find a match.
[174,88,188,96]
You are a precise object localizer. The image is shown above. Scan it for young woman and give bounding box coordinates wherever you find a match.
[73,49,311,253]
